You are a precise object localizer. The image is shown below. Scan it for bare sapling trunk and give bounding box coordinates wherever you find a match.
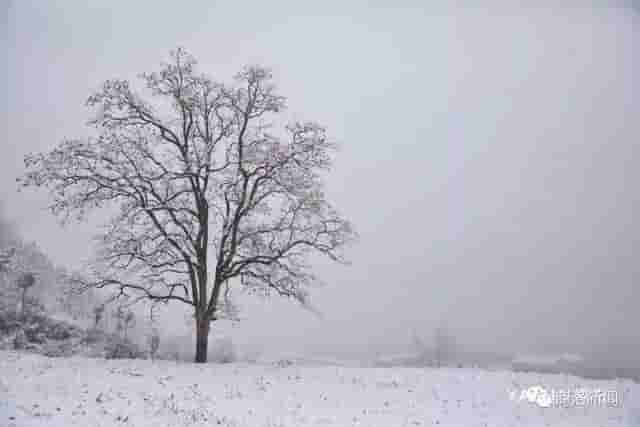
[21,288,27,318]
[17,273,36,319]
[195,312,210,363]
[150,333,159,361]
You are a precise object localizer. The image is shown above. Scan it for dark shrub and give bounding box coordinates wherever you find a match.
[43,341,73,358]
[24,327,46,344]
[48,323,72,340]
[104,339,143,360]
[81,328,103,344]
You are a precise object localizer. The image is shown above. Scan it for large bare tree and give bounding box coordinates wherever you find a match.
[21,49,356,362]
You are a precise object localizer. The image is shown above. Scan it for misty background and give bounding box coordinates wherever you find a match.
[2,2,638,365]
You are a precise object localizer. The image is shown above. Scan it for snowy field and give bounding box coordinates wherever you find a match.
[1,350,638,427]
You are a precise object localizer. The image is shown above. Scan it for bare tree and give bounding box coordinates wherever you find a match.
[149,328,160,361]
[0,248,15,273]
[123,310,135,340]
[93,304,105,328]
[433,325,457,368]
[114,306,125,336]
[17,272,36,318]
[411,329,431,365]
[20,48,357,362]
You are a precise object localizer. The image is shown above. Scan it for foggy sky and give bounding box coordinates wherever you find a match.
[2,1,638,361]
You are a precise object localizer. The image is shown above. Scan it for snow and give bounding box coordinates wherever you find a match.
[512,354,584,367]
[1,350,638,427]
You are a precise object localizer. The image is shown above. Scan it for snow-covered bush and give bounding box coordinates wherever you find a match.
[275,359,294,368]
[158,335,191,361]
[242,346,263,363]
[13,329,28,349]
[0,309,81,354]
[210,336,236,364]
[104,339,143,360]
[82,328,104,344]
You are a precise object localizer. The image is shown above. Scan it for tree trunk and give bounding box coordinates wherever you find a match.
[194,315,210,363]
[21,288,27,319]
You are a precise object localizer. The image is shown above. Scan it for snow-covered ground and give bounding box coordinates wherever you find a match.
[1,350,638,427]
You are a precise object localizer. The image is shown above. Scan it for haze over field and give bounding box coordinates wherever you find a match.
[2,1,638,364]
